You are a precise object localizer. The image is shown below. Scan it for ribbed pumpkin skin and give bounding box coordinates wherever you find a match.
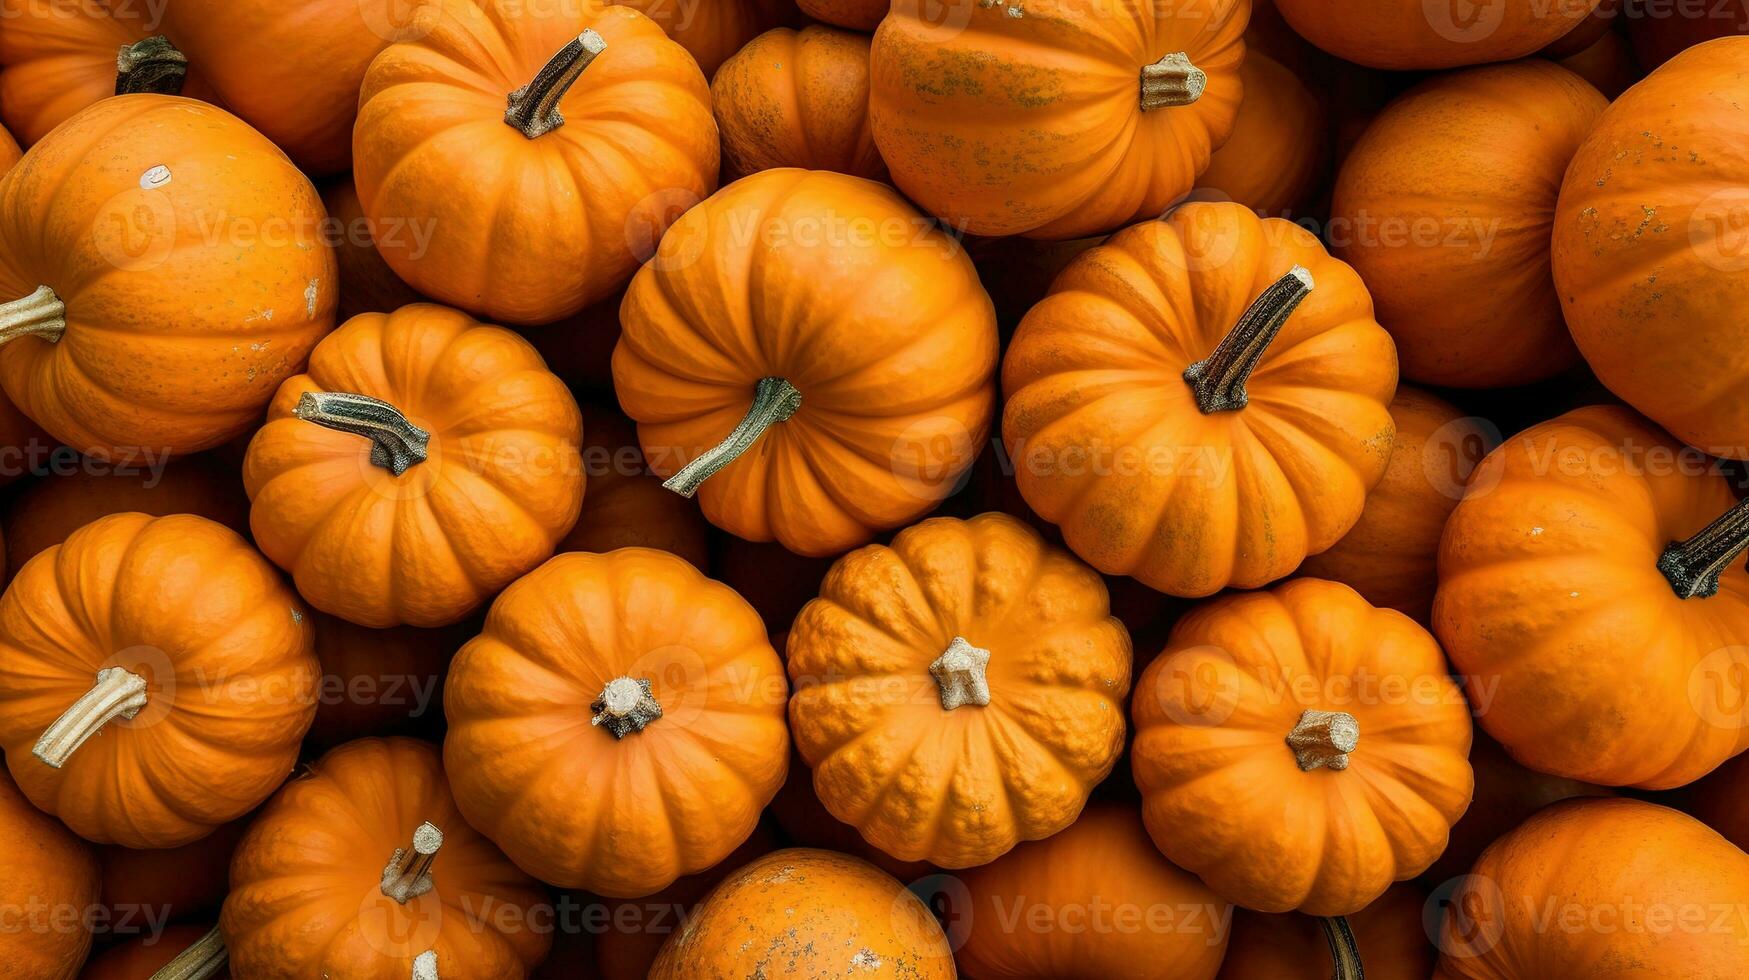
[560,404,710,567]
[1196,51,1325,215]
[223,737,551,980]
[80,924,229,980]
[1434,799,1749,979]
[1217,884,1433,980]
[0,514,318,847]
[0,96,336,458]
[712,27,886,181]
[1434,406,1749,788]
[1002,203,1398,598]
[1274,0,1602,69]
[870,0,1246,239]
[1553,36,1749,455]
[610,0,798,75]
[1133,579,1473,915]
[787,514,1131,868]
[443,549,789,897]
[0,767,99,980]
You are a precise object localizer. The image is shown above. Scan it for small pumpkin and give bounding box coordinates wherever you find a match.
[0,513,318,847]
[1002,202,1398,597]
[796,0,886,31]
[788,513,1131,868]
[1196,50,1326,216]
[1625,0,1747,68]
[1272,0,1603,69]
[318,175,424,321]
[648,848,956,979]
[610,0,799,76]
[562,404,710,566]
[223,737,551,978]
[1133,578,1474,914]
[869,0,1246,238]
[712,26,887,181]
[1434,405,1749,788]
[1217,884,1433,980]
[443,548,789,896]
[614,169,998,557]
[1686,750,1749,851]
[80,924,228,980]
[354,0,719,325]
[0,766,100,980]
[98,817,249,929]
[307,613,462,749]
[243,303,584,628]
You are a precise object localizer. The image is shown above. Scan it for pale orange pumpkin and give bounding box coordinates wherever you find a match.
[1196,50,1326,215]
[712,26,887,181]
[1,766,100,980]
[562,404,710,566]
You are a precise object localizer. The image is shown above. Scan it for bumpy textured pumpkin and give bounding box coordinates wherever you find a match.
[648,848,955,979]
[318,176,423,320]
[953,805,1231,979]
[1002,202,1397,597]
[788,513,1131,867]
[1435,799,1749,978]
[307,613,461,749]
[1333,61,1602,388]
[0,514,317,847]
[98,818,249,929]
[561,404,710,566]
[1299,387,1491,621]
[614,169,998,557]
[712,26,887,181]
[0,95,336,457]
[611,0,798,75]
[1218,884,1433,980]
[1553,36,1749,454]
[768,751,934,881]
[355,0,718,325]
[81,924,228,980]
[1134,578,1473,914]
[243,304,584,628]
[870,0,1245,238]
[444,548,789,896]
[0,767,99,980]
[1273,0,1602,69]
[1687,750,1749,851]
[223,737,551,979]
[1196,50,1326,215]
[1435,405,1749,788]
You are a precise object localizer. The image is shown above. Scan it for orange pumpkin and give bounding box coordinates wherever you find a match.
[562,404,710,566]
[614,169,998,557]
[243,304,584,628]
[1687,750,1749,851]
[767,750,934,881]
[0,513,317,847]
[1558,24,1643,98]
[0,766,100,980]
[1002,202,1398,597]
[1299,387,1492,622]
[223,737,551,978]
[306,613,461,749]
[648,848,956,979]
[869,0,1246,238]
[1552,36,1749,454]
[444,548,789,896]
[1434,799,1749,978]
[354,0,719,325]
[797,0,886,31]
[80,924,228,980]
[1133,578,1474,914]
[1196,50,1326,215]
[1272,0,1602,69]
[1434,405,1749,788]
[712,26,887,182]
[610,0,799,76]
[788,513,1131,868]
[318,175,424,321]
[1217,884,1433,980]
[98,818,249,929]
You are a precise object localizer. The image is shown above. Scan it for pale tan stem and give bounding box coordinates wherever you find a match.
[504,30,606,138]
[663,377,801,497]
[34,667,148,768]
[0,285,67,347]
[295,391,430,476]
[147,925,227,980]
[1183,266,1314,414]
[591,677,662,738]
[1140,51,1206,110]
[930,637,991,711]
[1319,917,1364,980]
[381,822,444,903]
[1287,709,1359,772]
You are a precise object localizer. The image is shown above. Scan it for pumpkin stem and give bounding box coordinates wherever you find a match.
[591,676,662,737]
[504,29,607,139]
[294,391,431,476]
[115,36,189,96]
[662,377,802,498]
[1183,266,1314,414]
[412,950,439,980]
[33,666,148,769]
[1318,917,1366,980]
[1658,495,1749,599]
[0,285,68,347]
[929,636,992,711]
[1140,51,1206,111]
[1286,708,1359,772]
[149,925,229,980]
[380,821,444,904]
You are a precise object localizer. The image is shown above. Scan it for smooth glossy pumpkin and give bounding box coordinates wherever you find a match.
[306,613,461,749]
[870,0,1246,238]
[0,766,99,980]
[1552,36,1749,454]
[614,169,998,557]
[1686,750,1749,851]
[243,304,584,628]
[1434,405,1749,788]
[712,26,886,181]
[1625,0,1747,68]
[0,96,337,458]
[0,513,317,847]
[1133,578,1473,914]
[788,513,1131,868]
[648,848,956,979]
[611,0,798,76]
[354,0,718,325]
[80,924,228,980]
[223,737,551,979]
[318,176,423,321]
[98,818,249,929]
[444,548,789,896]
[1002,202,1398,597]
[1217,884,1433,980]
[797,0,886,31]
[1273,0,1603,69]
[1434,799,1749,978]
[562,404,710,566]
[1196,50,1326,215]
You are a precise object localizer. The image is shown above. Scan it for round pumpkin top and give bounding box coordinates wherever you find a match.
[0,766,99,980]
[1273,0,1602,69]
[712,25,888,182]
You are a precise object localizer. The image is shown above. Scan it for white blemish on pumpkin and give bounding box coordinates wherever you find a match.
[291,609,304,624]
[245,309,274,323]
[851,949,882,970]
[1568,592,1580,599]
[1530,527,1543,536]
[250,341,270,352]
[305,279,320,316]
[140,165,171,189]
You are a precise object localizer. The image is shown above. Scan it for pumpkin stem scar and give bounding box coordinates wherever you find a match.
[381,821,445,903]
[505,29,607,139]
[1318,916,1365,980]
[662,376,802,498]
[413,950,440,980]
[591,676,663,737]
[33,666,149,769]
[0,285,68,348]
[1183,265,1314,414]
[294,390,431,476]
[930,636,992,711]
[1140,52,1206,111]
[149,924,229,980]
[1659,494,1749,599]
[1286,708,1358,772]
[115,35,189,97]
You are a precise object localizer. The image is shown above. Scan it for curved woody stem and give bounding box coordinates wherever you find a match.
[1183,266,1314,414]
[504,30,607,138]
[147,925,228,980]
[1319,916,1366,980]
[1658,495,1749,599]
[662,377,802,498]
[295,391,431,476]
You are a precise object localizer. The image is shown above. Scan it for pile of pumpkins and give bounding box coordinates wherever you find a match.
[1,0,1747,977]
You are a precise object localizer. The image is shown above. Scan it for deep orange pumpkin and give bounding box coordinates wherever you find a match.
[318,176,424,321]
[1196,50,1326,215]
[79,924,228,980]
[712,26,887,182]
[610,0,799,76]
[0,766,100,980]
[1273,0,1603,69]
[562,404,710,566]
[1217,884,1433,980]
